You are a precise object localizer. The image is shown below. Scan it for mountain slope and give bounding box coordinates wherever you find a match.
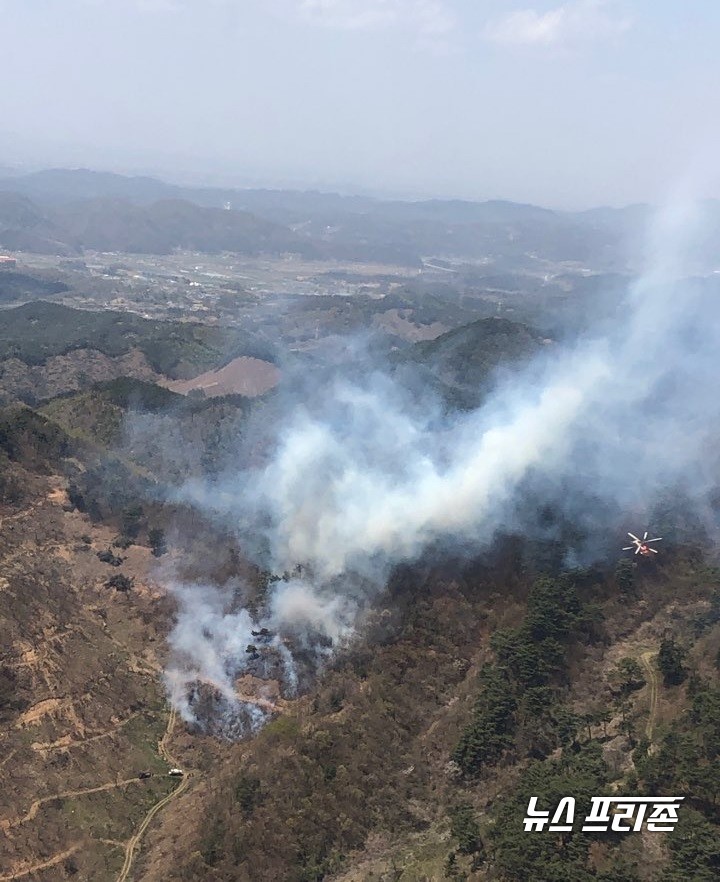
[395,316,550,409]
[0,191,79,255]
[50,198,319,257]
[0,413,180,881]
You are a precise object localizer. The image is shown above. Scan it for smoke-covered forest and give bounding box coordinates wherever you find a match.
[7,1,720,877]
[1,170,719,881]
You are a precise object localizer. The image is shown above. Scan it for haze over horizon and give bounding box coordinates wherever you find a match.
[3,1,720,208]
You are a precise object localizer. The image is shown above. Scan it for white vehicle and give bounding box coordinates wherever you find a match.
[168,768,184,777]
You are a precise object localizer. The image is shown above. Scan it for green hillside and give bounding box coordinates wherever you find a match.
[0,301,275,378]
[0,270,69,304]
[394,316,549,409]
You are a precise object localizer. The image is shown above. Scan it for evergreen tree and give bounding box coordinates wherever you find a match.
[658,638,687,686]
[449,804,482,855]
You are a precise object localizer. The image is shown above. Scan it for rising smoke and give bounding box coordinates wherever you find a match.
[164,199,720,735]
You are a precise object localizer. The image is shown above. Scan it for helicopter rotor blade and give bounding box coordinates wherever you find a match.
[648,547,659,553]
[622,546,634,550]
[628,533,640,542]
[643,532,648,541]
[635,547,642,554]
[646,537,662,543]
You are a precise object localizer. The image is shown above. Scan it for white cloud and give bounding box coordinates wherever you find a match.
[76,0,455,38]
[79,0,227,10]
[483,0,631,48]
[298,0,456,37]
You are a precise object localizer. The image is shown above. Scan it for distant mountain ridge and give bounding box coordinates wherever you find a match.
[0,167,719,270]
[48,197,319,256]
[0,189,318,258]
[0,167,658,225]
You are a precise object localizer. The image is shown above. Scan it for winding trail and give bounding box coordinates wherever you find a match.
[116,707,190,882]
[640,650,659,742]
[0,708,190,877]
[0,501,42,531]
[1,778,142,831]
[1,499,191,879]
[0,749,17,772]
[0,845,81,881]
[30,712,142,753]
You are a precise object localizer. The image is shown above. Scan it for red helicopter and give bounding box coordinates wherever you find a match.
[623,531,662,557]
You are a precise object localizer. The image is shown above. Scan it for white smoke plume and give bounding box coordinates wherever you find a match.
[165,197,720,733]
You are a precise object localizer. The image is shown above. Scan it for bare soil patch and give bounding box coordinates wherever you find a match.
[163,356,280,398]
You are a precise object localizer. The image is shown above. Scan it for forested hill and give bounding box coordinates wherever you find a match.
[0,302,276,405]
[389,316,550,409]
[0,301,274,373]
[135,540,720,882]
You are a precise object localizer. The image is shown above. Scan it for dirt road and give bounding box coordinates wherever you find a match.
[1,778,143,831]
[116,707,190,882]
[640,650,659,742]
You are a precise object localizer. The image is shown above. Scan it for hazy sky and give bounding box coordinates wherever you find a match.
[2,1,719,207]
